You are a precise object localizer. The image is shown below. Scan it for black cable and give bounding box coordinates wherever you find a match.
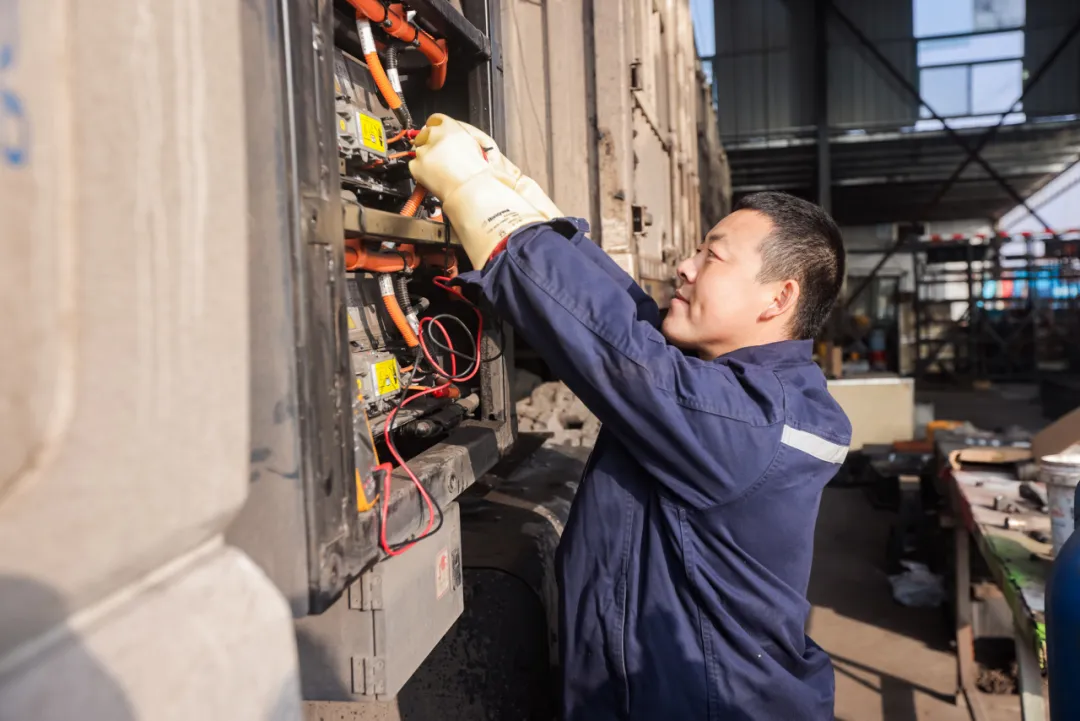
[394,273,417,319]
[425,301,506,365]
[425,313,478,364]
[411,295,431,314]
[392,248,410,274]
[383,43,413,129]
[442,211,452,274]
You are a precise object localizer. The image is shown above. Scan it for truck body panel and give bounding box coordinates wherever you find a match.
[0,0,729,717]
[0,1,299,718]
[500,0,728,306]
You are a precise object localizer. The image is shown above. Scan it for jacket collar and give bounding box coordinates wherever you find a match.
[717,339,813,369]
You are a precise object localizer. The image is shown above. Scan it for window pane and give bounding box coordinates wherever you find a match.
[918,31,1024,66]
[920,66,970,117]
[974,0,1025,32]
[915,0,1024,38]
[915,0,974,38]
[971,59,1023,114]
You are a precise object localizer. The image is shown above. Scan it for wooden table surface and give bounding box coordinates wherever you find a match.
[948,467,1052,665]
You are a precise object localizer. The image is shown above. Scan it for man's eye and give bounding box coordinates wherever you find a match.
[708,251,723,262]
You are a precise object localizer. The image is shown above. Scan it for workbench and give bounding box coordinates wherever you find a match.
[943,458,1051,721]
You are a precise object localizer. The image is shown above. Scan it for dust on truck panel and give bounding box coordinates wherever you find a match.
[0,2,299,719]
[499,0,730,308]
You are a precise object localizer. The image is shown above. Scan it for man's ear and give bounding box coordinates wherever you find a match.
[761,279,800,322]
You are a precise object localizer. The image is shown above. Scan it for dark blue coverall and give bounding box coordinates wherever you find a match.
[461,218,852,720]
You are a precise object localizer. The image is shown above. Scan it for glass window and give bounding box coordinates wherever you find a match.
[971,60,1023,115]
[974,0,1025,32]
[915,0,975,38]
[920,66,970,117]
[915,0,1024,38]
[918,30,1023,66]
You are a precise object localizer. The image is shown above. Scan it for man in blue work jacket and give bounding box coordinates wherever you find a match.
[410,114,852,720]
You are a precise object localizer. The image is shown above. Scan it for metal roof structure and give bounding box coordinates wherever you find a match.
[700,0,1080,228]
[728,118,1080,225]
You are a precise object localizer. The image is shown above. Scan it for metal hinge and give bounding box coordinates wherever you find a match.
[451,547,463,590]
[629,61,643,91]
[347,572,383,610]
[632,205,652,234]
[351,656,387,696]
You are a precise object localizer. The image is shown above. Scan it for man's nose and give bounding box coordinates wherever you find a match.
[677,255,696,285]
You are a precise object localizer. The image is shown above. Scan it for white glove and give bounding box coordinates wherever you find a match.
[456,122,563,220]
[409,114,548,269]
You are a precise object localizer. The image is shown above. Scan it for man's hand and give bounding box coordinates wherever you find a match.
[409,114,553,269]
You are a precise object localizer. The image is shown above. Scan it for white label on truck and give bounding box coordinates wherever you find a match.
[435,547,450,599]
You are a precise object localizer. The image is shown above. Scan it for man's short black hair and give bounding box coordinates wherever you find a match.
[735,191,845,340]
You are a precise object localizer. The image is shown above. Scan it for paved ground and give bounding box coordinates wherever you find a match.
[810,486,1021,721]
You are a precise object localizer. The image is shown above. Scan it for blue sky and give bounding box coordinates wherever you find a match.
[690,0,714,56]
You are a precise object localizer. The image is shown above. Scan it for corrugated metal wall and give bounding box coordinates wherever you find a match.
[828,0,917,129]
[712,0,814,137]
[501,0,595,225]
[710,0,918,140]
[1025,0,1080,119]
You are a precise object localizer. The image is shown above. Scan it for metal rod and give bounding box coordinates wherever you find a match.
[966,243,976,378]
[845,232,914,310]
[954,523,993,721]
[919,57,1024,72]
[913,248,923,380]
[814,0,831,213]
[1015,624,1047,721]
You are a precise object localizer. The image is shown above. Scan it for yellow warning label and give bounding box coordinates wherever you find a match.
[356,469,377,512]
[374,358,400,396]
[358,112,387,154]
[339,117,348,133]
[356,377,364,400]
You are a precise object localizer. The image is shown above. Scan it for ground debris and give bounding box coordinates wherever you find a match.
[516,382,601,447]
[975,638,1019,695]
[977,662,1018,695]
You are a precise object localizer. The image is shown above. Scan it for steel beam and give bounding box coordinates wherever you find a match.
[814,0,831,213]
[955,525,994,721]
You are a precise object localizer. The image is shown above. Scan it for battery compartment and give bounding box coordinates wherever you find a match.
[328,1,498,519]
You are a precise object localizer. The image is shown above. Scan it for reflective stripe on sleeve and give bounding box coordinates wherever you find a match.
[781,425,849,464]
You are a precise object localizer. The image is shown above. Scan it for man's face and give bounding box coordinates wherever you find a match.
[661,209,781,359]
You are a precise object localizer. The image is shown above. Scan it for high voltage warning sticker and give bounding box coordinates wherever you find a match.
[358,112,386,154]
[373,358,400,396]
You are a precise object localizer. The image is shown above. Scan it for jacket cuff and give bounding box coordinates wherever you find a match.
[486,236,510,264]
